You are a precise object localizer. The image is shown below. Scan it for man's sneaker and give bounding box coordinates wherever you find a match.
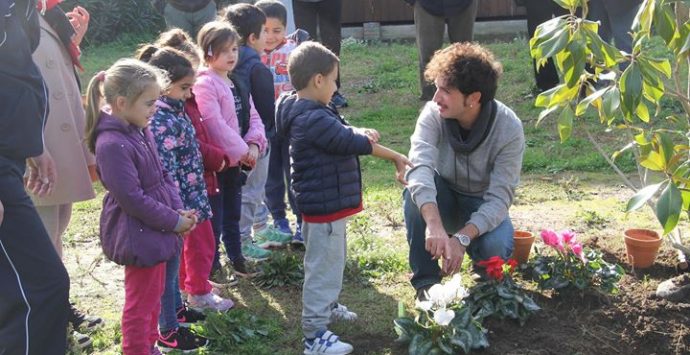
[331,92,348,108]
[415,284,434,303]
[188,292,234,312]
[242,242,272,261]
[176,305,206,326]
[330,303,357,322]
[157,327,208,353]
[273,218,293,236]
[292,224,304,245]
[304,330,353,355]
[72,331,92,349]
[69,304,103,332]
[232,259,258,278]
[255,227,291,248]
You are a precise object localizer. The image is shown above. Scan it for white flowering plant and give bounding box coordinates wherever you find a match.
[394,275,489,354]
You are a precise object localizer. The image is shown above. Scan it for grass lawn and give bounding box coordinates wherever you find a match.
[63,35,680,354]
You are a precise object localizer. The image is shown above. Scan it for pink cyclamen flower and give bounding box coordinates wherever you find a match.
[571,242,586,262]
[541,229,564,250]
[561,230,576,245]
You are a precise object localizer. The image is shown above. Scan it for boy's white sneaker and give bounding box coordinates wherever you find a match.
[303,330,353,355]
[330,303,357,322]
[187,292,234,312]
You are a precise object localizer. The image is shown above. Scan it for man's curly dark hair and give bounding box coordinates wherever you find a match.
[424,42,503,104]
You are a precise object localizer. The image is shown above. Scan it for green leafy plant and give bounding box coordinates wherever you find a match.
[530,0,690,264]
[394,275,489,354]
[531,229,624,294]
[192,309,270,349]
[61,0,164,46]
[466,257,540,326]
[252,252,304,289]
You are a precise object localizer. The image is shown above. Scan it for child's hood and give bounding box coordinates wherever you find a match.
[275,92,329,139]
[94,108,139,137]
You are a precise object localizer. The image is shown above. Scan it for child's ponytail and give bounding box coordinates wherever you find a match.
[84,71,105,154]
[135,44,160,63]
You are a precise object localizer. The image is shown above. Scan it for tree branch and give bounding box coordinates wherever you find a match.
[583,125,639,191]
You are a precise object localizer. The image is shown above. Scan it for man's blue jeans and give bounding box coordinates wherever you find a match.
[403,174,514,290]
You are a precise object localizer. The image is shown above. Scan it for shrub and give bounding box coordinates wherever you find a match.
[61,0,164,46]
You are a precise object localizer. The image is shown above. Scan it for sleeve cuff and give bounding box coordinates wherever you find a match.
[468,215,489,236]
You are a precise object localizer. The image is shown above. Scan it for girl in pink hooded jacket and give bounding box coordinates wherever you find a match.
[193,21,266,276]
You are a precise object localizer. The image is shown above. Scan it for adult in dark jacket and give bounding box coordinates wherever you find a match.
[404,0,479,101]
[0,0,71,353]
[515,0,565,92]
[292,0,348,108]
[159,0,217,38]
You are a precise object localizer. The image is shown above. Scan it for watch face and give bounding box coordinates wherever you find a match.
[457,234,470,246]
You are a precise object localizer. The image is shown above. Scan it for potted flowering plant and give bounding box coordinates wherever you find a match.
[466,256,541,326]
[394,275,489,354]
[531,229,624,294]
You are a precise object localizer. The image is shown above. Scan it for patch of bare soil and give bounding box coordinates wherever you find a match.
[482,252,690,355]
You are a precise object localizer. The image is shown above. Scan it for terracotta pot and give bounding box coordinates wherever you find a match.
[513,230,535,264]
[623,229,662,269]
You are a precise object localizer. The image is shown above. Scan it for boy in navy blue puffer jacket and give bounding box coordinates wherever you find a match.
[276,41,411,355]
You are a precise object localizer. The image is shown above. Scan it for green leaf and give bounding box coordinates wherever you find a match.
[576,87,608,116]
[626,182,664,212]
[640,151,666,171]
[656,132,676,168]
[636,102,650,123]
[656,182,682,235]
[653,4,677,45]
[601,86,621,121]
[620,63,643,121]
[557,105,574,142]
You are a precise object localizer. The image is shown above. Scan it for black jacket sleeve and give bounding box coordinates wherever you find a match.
[0,0,49,160]
[250,63,276,139]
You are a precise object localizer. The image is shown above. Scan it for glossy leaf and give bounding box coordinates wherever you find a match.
[557,105,574,142]
[625,182,663,212]
[656,182,682,235]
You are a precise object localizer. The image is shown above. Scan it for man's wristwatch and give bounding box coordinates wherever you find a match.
[453,233,471,247]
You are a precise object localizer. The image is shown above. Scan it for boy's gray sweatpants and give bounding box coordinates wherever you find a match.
[302,218,347,338]
[239,144,271,242]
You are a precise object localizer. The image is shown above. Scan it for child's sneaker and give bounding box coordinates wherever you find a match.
[292,224,304,245]
[176,305,207,326]
[151,345,163,355]
[273,218,293,236]
[330,303,357,322]
[255,226,291,248]
[187,292,234,312]
[232,259,258,278]
[303,330,353,355]
[157,327,208,353]
[242,242,272,261]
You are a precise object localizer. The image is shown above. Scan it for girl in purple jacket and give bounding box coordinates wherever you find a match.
[84,59,197,355]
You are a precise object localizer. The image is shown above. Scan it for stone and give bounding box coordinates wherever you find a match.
[656,274,690,303]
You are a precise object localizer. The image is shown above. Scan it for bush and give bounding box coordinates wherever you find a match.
[61,0,165,46]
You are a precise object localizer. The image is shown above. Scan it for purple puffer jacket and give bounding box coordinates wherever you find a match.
[95,110,183,267]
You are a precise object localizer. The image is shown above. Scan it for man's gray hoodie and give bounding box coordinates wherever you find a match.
[406,100,525,235]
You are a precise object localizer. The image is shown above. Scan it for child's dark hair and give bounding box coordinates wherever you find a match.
[154,28,201,64]
[255,0,286,26]
[288,41,339,91]
[197,21,240,64]
[223,3,266,45]
[136,45,195,84]
[424,42,503,104]
[84,59,168,153]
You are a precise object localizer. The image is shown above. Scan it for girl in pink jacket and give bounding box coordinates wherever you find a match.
[193,21,267,277]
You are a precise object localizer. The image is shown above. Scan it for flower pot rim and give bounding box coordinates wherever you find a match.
[624,228,661,242]
[514,230,534,239]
